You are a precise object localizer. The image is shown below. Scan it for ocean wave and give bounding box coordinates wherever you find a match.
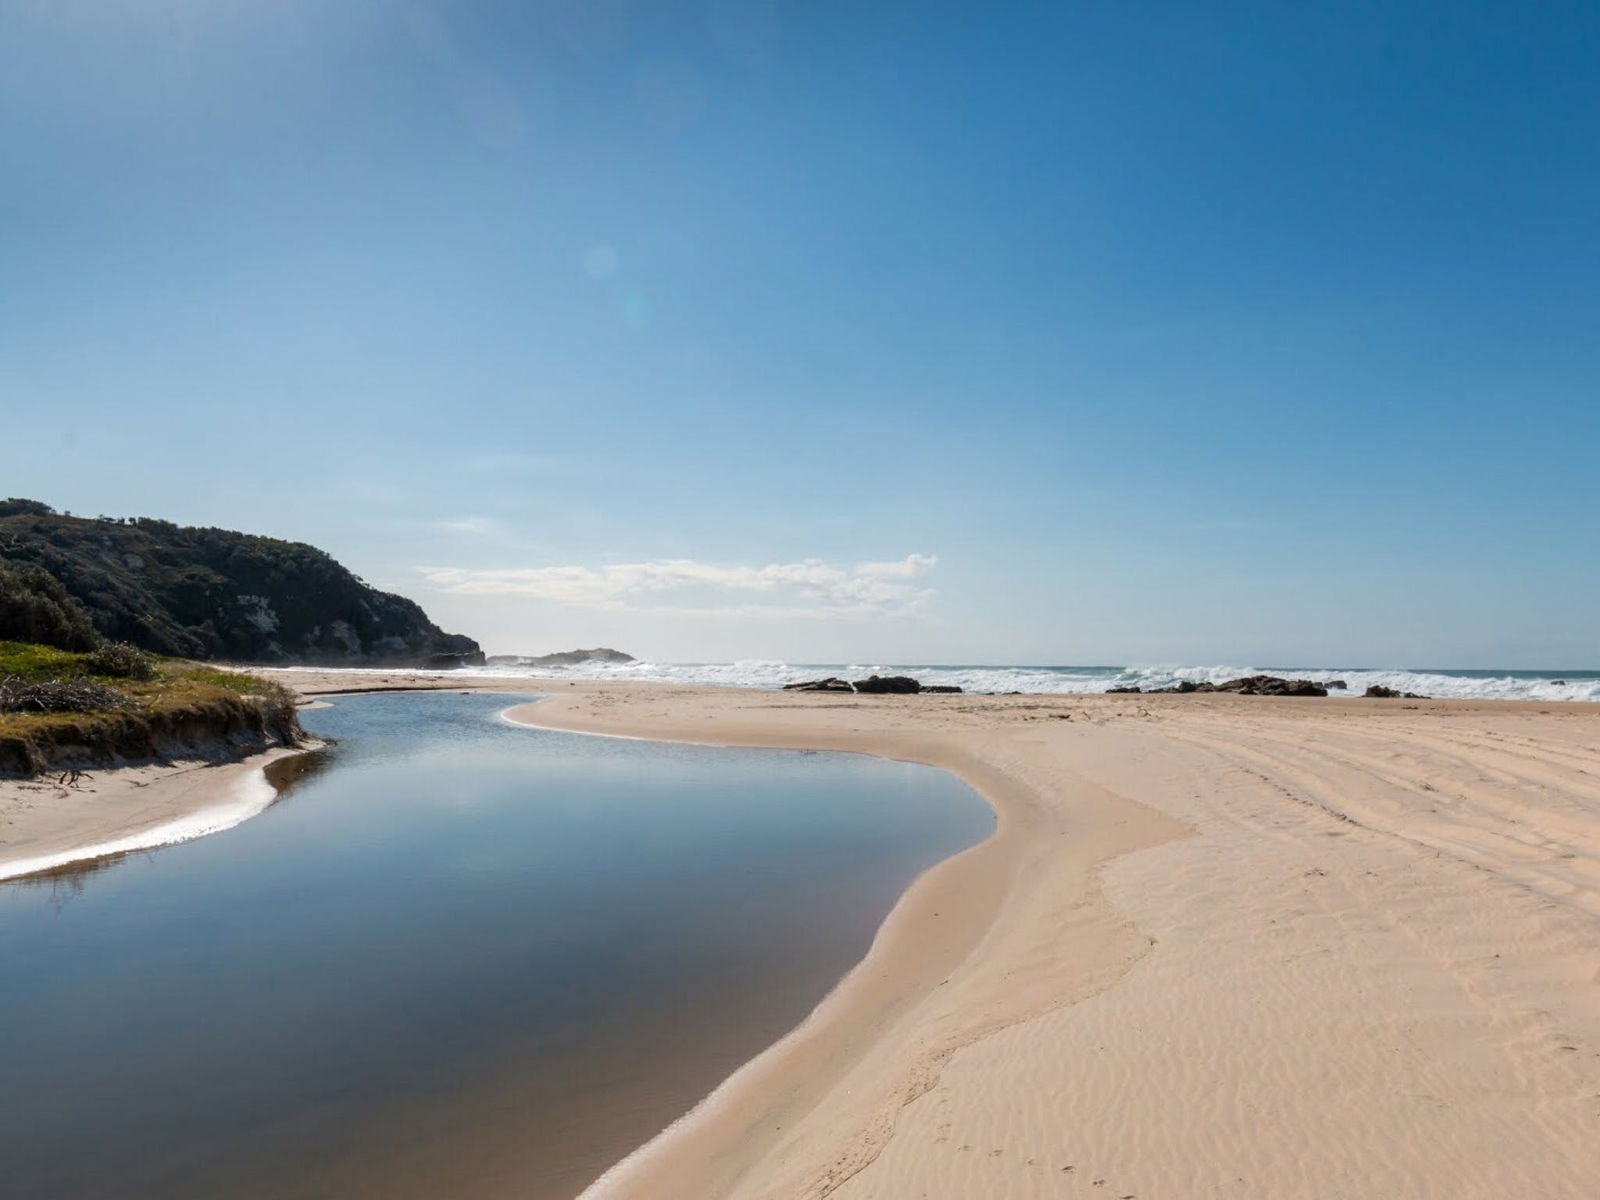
[261,660,1600,702]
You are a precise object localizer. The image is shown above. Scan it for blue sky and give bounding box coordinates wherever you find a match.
[3,1,1597,665]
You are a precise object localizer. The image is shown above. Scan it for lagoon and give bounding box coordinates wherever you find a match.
[0,691,991,1200]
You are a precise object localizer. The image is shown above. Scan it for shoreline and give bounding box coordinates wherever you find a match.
[503,692,1188,1199]
[0,744,320,884]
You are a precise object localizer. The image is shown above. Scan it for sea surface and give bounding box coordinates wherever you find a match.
[274,660,1600,702]
[0,692,991,1200]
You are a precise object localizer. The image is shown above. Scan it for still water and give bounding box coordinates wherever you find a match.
[0,692,992,1200]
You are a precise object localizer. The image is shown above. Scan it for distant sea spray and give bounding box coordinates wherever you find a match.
[267,661,1600,702]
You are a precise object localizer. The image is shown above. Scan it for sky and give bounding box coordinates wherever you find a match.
[3,0,1597,666]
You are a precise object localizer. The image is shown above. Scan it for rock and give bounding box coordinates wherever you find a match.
[922,685,964,694]
[1363,685,1428,699]
[783,677,854,693]
[425,651,487,670]
[1550,680,1567,686]
[1326,679,1348,690]
[1106,685,1141,693]
[1214,674,1327,697]
[851,675,923,694]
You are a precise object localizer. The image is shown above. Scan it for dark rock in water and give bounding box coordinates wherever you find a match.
[1363,685,1428,699]
[922,685,964,694]
[783,677,854,693]
[851,674,923,694]
[425,652,486,670]
[1106,685,1141,694]
[1214,674,1328,697]
[1278,680,1327,697]
[1550,680,1567,686]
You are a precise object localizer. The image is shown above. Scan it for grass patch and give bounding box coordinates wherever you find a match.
[0,641,86,681]
[0,642,302,776]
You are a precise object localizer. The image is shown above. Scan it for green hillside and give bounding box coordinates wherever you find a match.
[0,500,479,666]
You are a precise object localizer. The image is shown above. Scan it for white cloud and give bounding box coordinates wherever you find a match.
[418,554,938,619]
[431,516,499,536]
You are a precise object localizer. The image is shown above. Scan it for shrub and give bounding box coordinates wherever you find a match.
[83,641,157,680]
[0,498,55,518]
[0,561,101,651]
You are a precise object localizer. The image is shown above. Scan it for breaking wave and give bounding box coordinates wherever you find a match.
[266,660,1600,702]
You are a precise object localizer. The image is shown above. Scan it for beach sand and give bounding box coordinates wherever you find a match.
[9,674,1599,1197]
[0,744,315,883]
[495,685,1600,1200]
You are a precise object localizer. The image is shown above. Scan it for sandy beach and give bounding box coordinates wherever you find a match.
[499,684,1600,1200]
[9,675,1599,1197]
[0,743,318,883]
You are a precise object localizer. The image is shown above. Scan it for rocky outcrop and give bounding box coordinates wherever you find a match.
[1113,675,1329,697]
[783,677,855,693]
[1213,675,1328,696]
[425,652,489,670]
[851,675,923,694]
[0,500,479,666]
[784,675,963,695]
[1364,685,1428,699]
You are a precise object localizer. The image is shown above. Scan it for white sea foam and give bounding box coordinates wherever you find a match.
[0,765,280,883]
[260,661,1600,702]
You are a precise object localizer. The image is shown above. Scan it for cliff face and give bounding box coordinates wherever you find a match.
[0,500,480,666]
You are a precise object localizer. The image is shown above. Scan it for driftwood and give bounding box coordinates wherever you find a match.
[0,676,129,714]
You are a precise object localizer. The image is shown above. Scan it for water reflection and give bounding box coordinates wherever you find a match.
[0,691,991,1200]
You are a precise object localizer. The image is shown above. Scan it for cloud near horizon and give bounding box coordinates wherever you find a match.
[419,554,938,619]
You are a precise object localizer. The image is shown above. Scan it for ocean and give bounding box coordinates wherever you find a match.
[272,661,1600,702]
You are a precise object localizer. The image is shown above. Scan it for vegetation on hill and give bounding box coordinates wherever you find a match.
[0,560,101,651]
[0,640,302,777]
[0,500,479,666]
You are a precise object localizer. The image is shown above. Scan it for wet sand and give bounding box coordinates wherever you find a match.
[0,745,314,882]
